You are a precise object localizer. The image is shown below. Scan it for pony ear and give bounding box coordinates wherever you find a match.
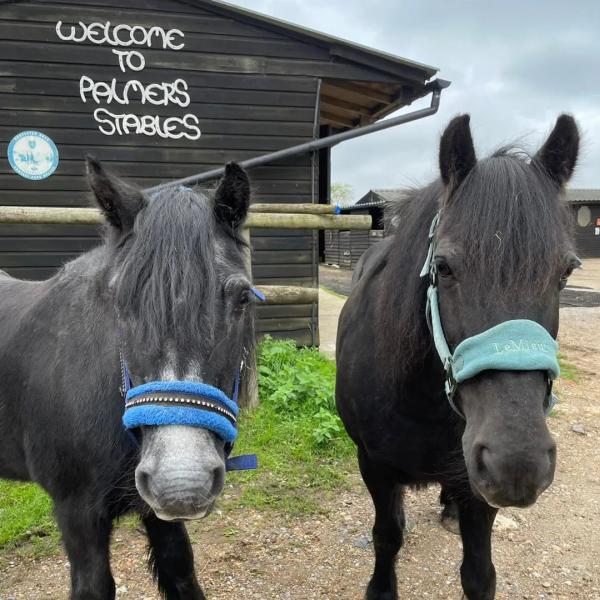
[86,156,145,232]
[534,114,579,187]
[214,162,250,229]
[439,114,477,192]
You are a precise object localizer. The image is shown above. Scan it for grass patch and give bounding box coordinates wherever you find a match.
[558,352,578,382]
[546,352,579,417]
[0,480,56,552]
[224,336,355,515]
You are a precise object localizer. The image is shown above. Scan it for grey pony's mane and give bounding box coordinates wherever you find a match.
[114,186,219,354]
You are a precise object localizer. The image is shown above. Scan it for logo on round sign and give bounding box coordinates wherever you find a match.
[8,131,59,180]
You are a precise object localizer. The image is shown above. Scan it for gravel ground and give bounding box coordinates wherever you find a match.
[1,309,599,600]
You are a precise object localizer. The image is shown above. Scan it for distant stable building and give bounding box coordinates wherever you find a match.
[324,187,600,270]
[324,189,390,269]
[0,0,440,345]
[569,189,600,258]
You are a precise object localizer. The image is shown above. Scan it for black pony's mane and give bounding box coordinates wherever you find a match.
[114,186,219,352]
[378,147,574,377]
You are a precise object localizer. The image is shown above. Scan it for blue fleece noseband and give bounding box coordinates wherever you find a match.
[124,381,239,443]
[121,367,257,471]
[421,212,559,418]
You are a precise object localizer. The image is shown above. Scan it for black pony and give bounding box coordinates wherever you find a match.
[336,115,580,599]
[0,160,254,599]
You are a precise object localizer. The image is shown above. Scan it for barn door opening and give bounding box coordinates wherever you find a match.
[318,124,332,263]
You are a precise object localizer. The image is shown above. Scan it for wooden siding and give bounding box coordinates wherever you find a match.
[324,229,382,270]
[0,0,336,344]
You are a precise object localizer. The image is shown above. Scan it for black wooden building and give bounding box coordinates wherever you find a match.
[568,189,600,258]
[324,192,386,270]
[0,0,438,345]
[324,189,399,270]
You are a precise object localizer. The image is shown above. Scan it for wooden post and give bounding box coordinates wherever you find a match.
[238,225,259,410]
[254,285,318,305]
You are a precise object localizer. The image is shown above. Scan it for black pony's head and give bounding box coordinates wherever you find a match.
[434,114,579,507]
[88,159,253,521]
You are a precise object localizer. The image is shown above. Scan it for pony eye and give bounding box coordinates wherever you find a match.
[238,289,251,306]
[559,257,581,290]
[559,267,574,290]
[437,261,453,278]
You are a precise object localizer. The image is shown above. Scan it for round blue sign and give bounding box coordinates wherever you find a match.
[8,130,59,180]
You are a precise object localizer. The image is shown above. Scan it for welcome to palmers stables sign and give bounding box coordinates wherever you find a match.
[55,21,201,140]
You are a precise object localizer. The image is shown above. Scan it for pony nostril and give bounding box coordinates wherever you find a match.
[547,442,557,463]
[210,465,225,497]
[135,468,152,498]
[474,443,491,480]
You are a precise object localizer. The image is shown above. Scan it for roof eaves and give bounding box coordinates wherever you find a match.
[566,189,600,204]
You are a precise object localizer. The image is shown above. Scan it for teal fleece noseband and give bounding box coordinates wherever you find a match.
[421,213,559,417]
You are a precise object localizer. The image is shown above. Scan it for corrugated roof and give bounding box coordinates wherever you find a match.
[369,189,407,203]
[567,189,600,204]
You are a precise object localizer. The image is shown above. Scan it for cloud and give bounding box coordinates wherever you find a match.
[232,0,600,195]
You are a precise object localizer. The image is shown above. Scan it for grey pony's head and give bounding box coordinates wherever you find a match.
[433,115,579,508]
[87,158,253,520]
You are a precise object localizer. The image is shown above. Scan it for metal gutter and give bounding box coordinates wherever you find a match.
[310,78,322,348]
[147,78,450,193]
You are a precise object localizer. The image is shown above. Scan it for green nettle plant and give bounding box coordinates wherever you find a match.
[257,336,343,445]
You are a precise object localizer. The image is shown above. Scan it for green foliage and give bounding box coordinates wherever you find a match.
[330,182,354,207]
[257,336,343,445]
[226,336,354,514]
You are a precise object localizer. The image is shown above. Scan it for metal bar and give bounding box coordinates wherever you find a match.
[0,205,371,230]
[147,79,450,192]
[309,78,322,348]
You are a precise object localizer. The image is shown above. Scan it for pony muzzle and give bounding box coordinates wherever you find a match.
[459,370,557,508]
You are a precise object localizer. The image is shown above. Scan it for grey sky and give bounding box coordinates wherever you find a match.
[232,0,600,201]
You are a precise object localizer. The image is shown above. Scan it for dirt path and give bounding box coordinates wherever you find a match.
[1,308,599,600]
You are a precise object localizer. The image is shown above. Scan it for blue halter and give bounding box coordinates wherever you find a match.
[420,212,559,418]
[120,287,266,471]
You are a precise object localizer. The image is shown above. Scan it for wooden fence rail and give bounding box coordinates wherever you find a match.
[0,206,371,231]
[249,203,339,214]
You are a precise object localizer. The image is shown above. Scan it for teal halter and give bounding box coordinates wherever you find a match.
[420,212,559,418]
